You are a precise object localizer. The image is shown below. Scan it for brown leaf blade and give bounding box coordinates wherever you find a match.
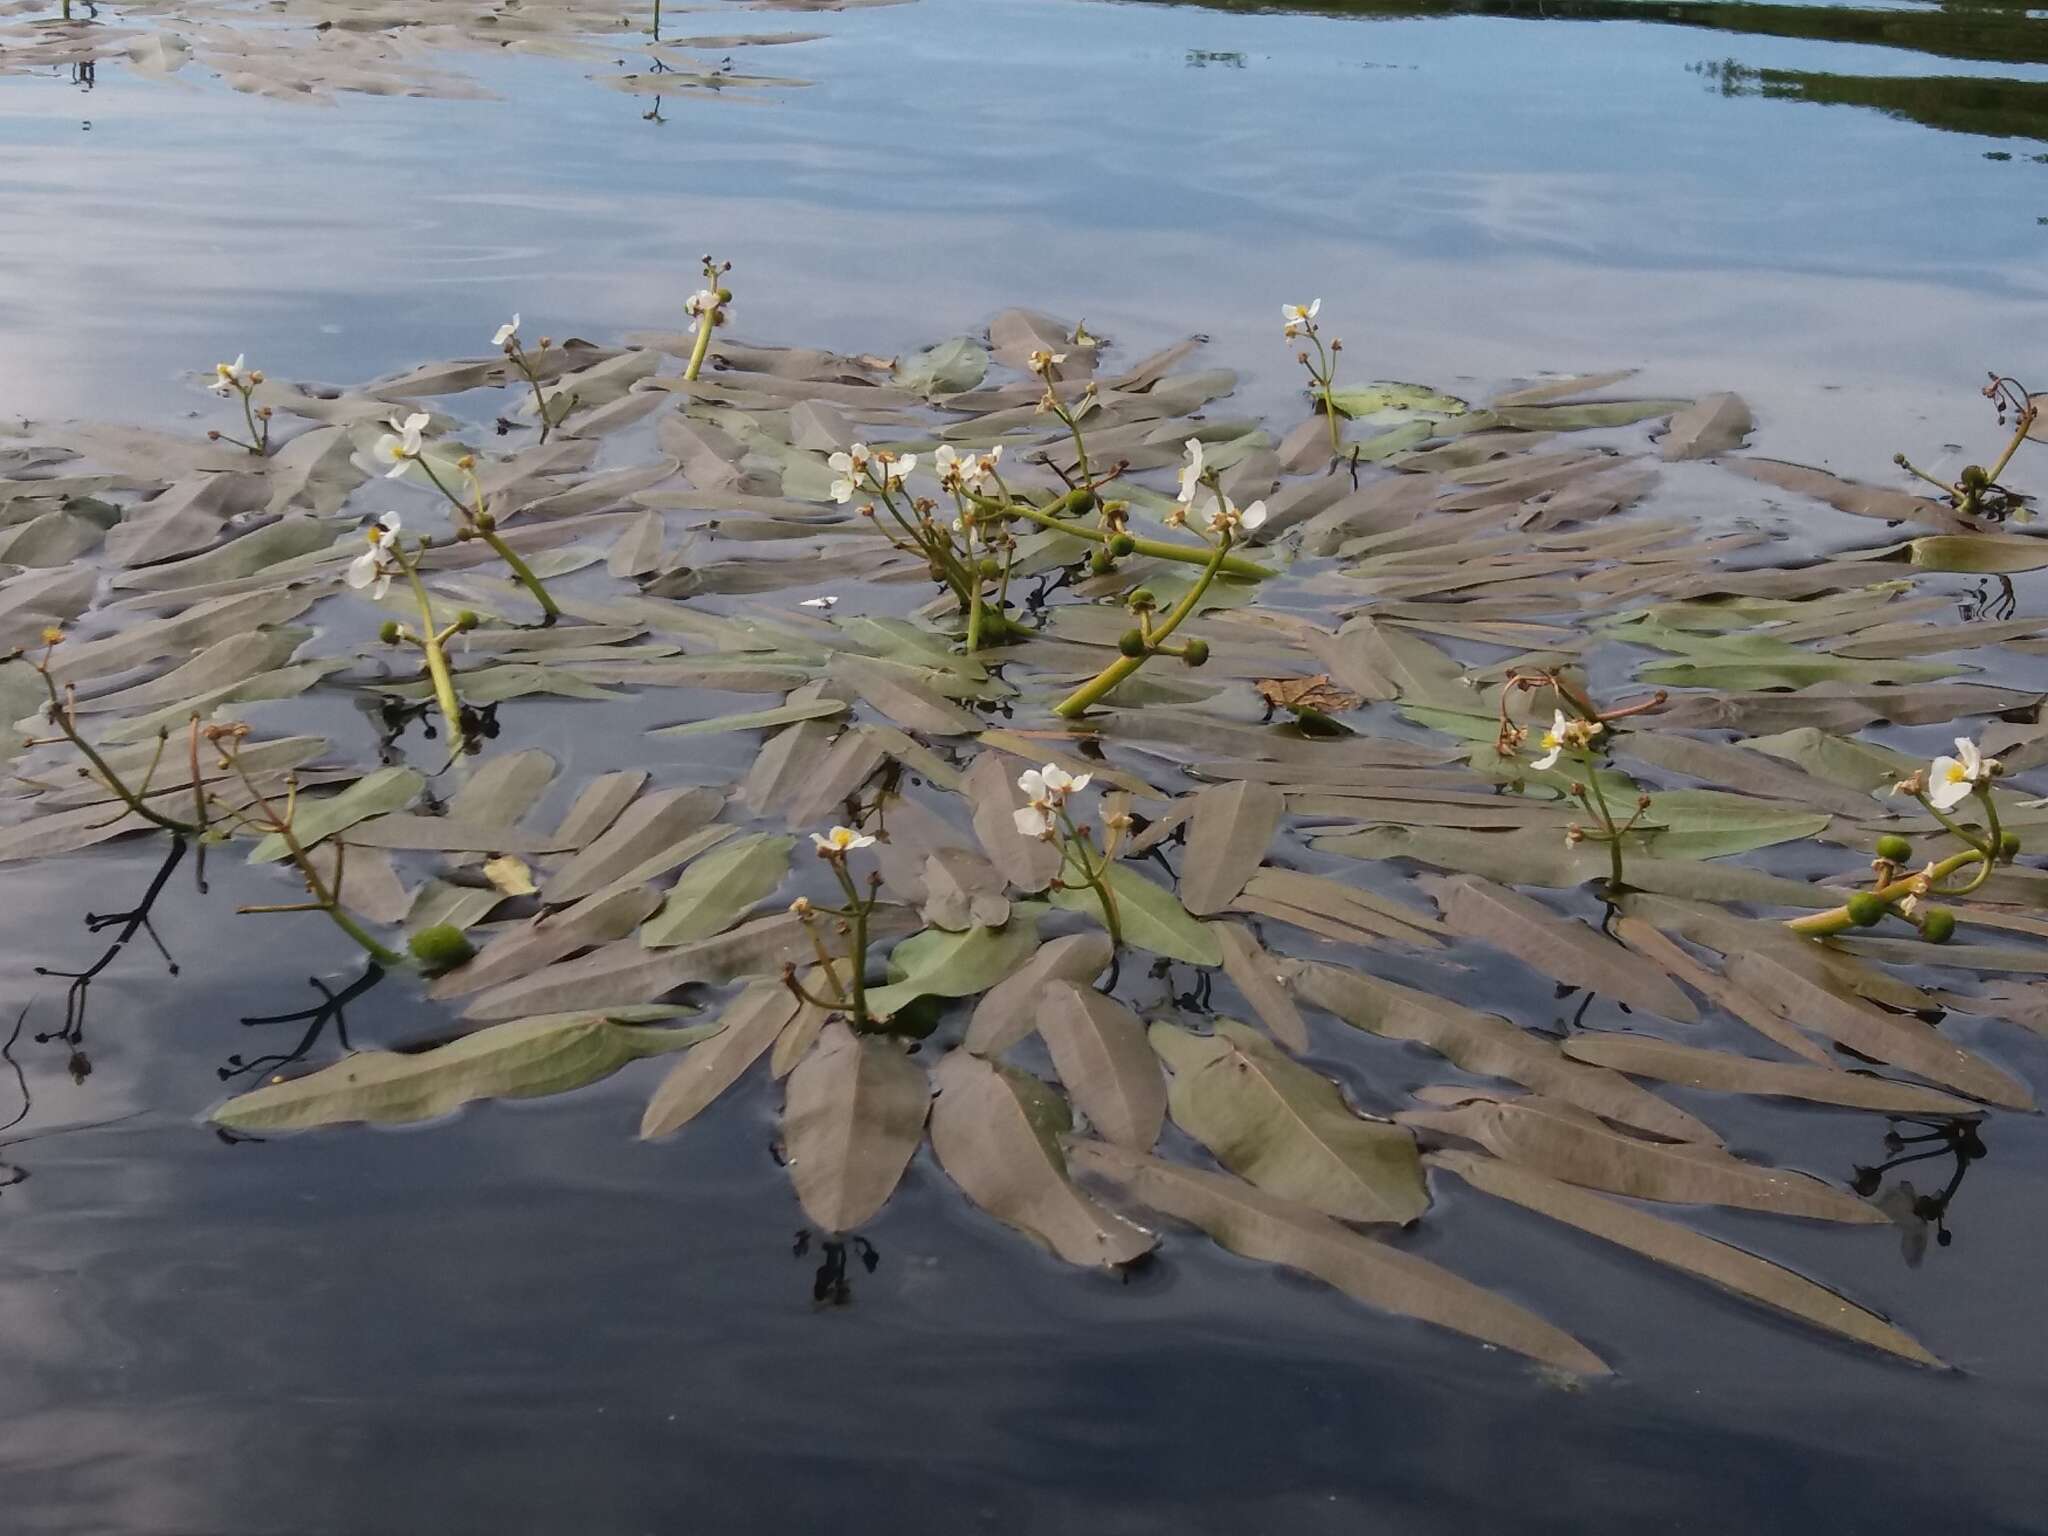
[783,1021,929,1232]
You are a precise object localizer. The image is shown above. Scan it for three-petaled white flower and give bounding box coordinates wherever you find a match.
[934,443,1001,496]
[1281,299,1321,338]
[828,443,872,504]
[1928,737,1997,811]
[212,354,253,396]
[492,314,521,348]
[684,289,720,319]
[1209,497,1268,537]
[875,450,916,490]
[1015,762,1091,840]
[1531,709,1604,771]
[1027,348,1067,376]
[345,513,403,601]
[811,825,875,856]
[373,412,431,479]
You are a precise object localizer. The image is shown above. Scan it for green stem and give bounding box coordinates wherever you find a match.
[684,310,715,382]
[992,497,1270,579]
[1054,533,1230,719]
[1786,849,1985,936]
[830,859,870,1028]
[515,351,554,444]
[1059,822,1122,947]
[480,527,561,624]
[398,556,466,754]
[33,671,198,835]
[1579,758,1626,891]
[240,388,267,456]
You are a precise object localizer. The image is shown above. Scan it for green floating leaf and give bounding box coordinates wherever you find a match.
[212,1014,718,1132]
[640,833,794,948]
[1151,1019,1428,1225]
[1900,533,2048,575]
[1325,381,1469,424]
[1050,861,1220,966]
[894,336,990,398]
[865,910,1043,1019]
[651,699,849,738]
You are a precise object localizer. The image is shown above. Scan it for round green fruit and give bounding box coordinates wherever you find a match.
[408,923,476,972]
[1874,834,1913,863]
[1920,908,1957,944]
[1845,892,1888,927]
[1183,638,1211,668]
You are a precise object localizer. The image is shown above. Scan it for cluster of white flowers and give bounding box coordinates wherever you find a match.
[1014,762,1091,840]
[210,354,256,396]
[932,443,1002,496]
[1531,709,1605,771]
[345,513,404,601]
[1927,737,1999,811]
[373,412,432,479]
[811,825,874,856]
[827,443,917,505]
[1281,299,1321,340]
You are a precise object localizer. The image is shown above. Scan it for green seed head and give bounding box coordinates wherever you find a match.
[456,610,481,632]
[1921,908,1957,944]
[408,923,476,972]
[1874,833,1913,863]
[378,621,401,645]
[1089,550,1113,575]
[1845,892,1888,928]
[1117,629,1148,658]
[1109,533,1137,558]
[1183,638,1210,668]
[1999,830,2022,861]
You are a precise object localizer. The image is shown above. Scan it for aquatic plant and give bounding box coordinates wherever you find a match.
[15,290,2048,1380]
[492,314,577,443]
[206,353,272,456]
[1894,372,2039,519]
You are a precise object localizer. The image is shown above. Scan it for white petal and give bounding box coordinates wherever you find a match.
[1532,746,1562,771]
[369,573,391,601]
[1928,776,1973,811]
[1067,772,1091,794]
[1017,768,1048,801]
[809,833,833,851]
[895,454,917,476]
[827,451,852,473]
[1307,299,1321,318]
[1239,502,1267,531]
[346,552,378,589]
[830,479,857,505]
[376,512,402,534]
[1012,805,1052,839]
[846,833,876,849]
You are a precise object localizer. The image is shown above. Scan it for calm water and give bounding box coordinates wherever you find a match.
[4,0,2048,1529]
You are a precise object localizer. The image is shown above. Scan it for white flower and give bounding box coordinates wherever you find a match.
[811,825,875,855]
[685,289,720,319]
[1239,500,1267,531]
[1208,497,1267,536]
[1013,804,1056,840]
[1176,438,1206,506]
[968,445,1002,488]
[876,450,916,490]
[1018,763,1090,807]
[373,411,431,479]
[492,314,520,348]
[1532,709,1604,771]
[827,443,871,504]
[1027,348,1067,375]
[345,513,403,601]
[1928,737,1997,811]
[798,595,838,610]
[211,354,251,395]
[933,444,969,493]
[1281,299,1321,338]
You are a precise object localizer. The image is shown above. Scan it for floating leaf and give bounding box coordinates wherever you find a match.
[247,767,423,863]
[1560,1033,1981,1116]
[1179,779,1282,917]
[1420,874,1697,1021]
[928,1051,1156,1267]
[1071,1142,1607,1375]
[964,931,1113,1055]
[782,1021,929,1232]
[1432,1151,1940,1368]
[1038,982,1166,1150]
[213,1014,718,1132]
[864,911,1043,1020]
[641,982,800,1139]
[640,833,794,948]
[1151,1019,1428,1225]
[1050,862,1220,966]
[894,337,990,398]
[1398,1091,1885,1224]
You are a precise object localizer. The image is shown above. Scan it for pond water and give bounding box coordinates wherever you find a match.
[3,0,2048,1530]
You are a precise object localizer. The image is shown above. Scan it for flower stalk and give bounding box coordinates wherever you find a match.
[683,256,732,383]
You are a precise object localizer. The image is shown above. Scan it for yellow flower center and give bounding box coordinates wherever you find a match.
[1541,731,1561,750]
[1944,763,1969,783]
